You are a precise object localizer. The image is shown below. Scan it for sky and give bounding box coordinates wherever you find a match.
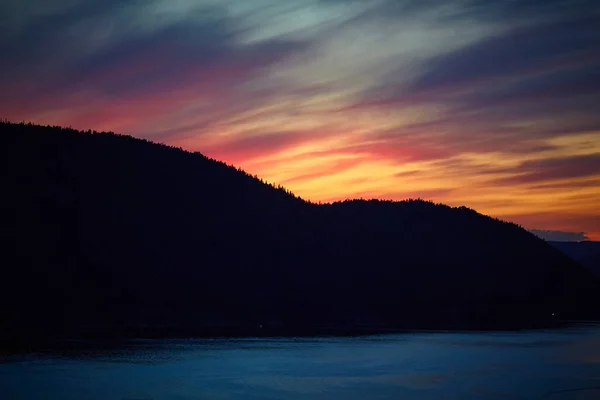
[1,0,599,240]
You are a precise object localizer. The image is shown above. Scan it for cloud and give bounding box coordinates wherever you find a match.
[280,158,364,185]
[408,13,600,94]
[1,0,599,238]
[337,4,600,166]
[201,129,330,164]
[529,229,590,242]
[530,179,600,190]
[0,0,309,134]
[492,154,600,186]
[341,0,600,23]
[502,212,600,241]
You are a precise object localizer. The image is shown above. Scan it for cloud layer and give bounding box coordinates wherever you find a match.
[529,229,590,242]
[2,0,600,238]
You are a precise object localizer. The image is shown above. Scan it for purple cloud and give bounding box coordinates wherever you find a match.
[492,154,600,186]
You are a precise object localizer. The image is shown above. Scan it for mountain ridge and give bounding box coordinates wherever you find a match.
[550,241,600,278]
[1,121,599,343]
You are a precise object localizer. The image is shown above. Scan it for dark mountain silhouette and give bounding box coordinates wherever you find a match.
[1,121,599,344]
[550,241,600,278]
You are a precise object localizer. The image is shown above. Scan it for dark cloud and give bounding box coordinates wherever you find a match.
[348,8,600,111]
[55,18,232,94]
[492,154,600,186]
[66,27,304,99]
[530,179,600,190]
[504,212,600,239]
[0,0,140,74]
[355,121,562,163]
[337,3,600,163]
[409,14,600,93]
[451,65,600,114]
[323,0,600,27]
[2,4,302,90]
[0,0,309,133]
[529,229,590,242]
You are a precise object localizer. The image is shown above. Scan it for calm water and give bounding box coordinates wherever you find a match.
[2,326,600,400]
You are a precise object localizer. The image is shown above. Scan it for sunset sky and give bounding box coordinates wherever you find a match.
[2,0,599,239]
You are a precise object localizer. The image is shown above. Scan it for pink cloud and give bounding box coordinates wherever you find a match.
[200,129,336,166]
[280,158,365,185]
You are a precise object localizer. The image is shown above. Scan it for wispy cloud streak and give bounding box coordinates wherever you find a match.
[1,0,599,238]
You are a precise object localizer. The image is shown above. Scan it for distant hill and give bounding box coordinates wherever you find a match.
[1,121,599,342]
[550,241,600,277]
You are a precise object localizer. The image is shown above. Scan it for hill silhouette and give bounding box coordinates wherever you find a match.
[1,121,599,343]
[550,241,600,278]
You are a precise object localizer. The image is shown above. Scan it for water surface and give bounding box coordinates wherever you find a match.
[2,325,600,399]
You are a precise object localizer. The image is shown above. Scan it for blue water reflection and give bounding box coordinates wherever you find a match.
[2,325,600,399]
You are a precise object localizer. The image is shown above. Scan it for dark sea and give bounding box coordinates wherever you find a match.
[2,325,600,399]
